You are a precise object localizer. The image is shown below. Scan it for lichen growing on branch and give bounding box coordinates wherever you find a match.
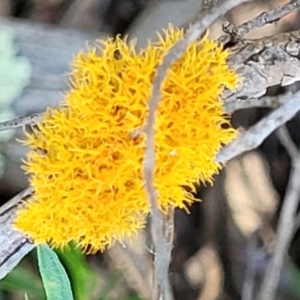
[15,25,238,252]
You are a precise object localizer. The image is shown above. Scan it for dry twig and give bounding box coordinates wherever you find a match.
[224,96,281,114]
[0,188,34,280]
[143,0,246,298]
[242,234,258,300]
[258,125,300,300]
[0,114,42,132]
[219,0,300,44]
[236,0,300,38]
[216,92,300,163]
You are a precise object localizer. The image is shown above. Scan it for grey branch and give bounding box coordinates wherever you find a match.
[0,187,35,280]
[276,125,299,160]
[0,114,42,132]
[224,96,281,114]
[216,92,300,163]
[223,29,300,109]
[218,0,300,44]
[236,0,300,38]
[258,126,300,300]
[242,234,258,300]
[143,0,246,299]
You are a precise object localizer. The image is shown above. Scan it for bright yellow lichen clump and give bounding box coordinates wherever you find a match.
[15,26,238,252]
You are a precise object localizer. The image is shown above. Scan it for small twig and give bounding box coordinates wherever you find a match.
[258,126,300,300]
[224,96,281,114]
[216,92,300,163]
[143,0,247,299]
[237,0,300,38]
[0,113,42,132]
[219,0,300,44]
[276,125,299,159]
[242,233,258,300]
[0,187,35,280]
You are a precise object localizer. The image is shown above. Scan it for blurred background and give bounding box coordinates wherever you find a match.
[1,0,300,299]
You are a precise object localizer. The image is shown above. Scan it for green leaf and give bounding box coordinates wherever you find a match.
[24,293,30,300]
[55,242,96,300]
[0,265,44,299]
[37,244,74,300]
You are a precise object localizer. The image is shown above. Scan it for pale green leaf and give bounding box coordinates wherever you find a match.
[37,244,74,300]
[24,293,30,300]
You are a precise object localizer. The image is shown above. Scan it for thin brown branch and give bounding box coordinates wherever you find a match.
[143,0,247,299]
[258,126,300,300]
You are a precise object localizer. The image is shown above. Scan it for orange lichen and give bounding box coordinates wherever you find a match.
[15,25,238,251]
